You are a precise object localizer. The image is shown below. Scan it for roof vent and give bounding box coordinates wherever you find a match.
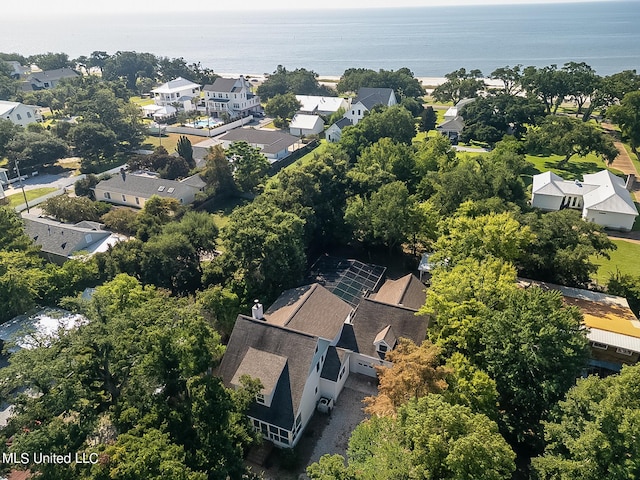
[251,300,264,320]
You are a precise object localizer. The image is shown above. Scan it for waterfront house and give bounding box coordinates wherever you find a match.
[295,95,350,116]
[325,117,352,143]
[344,87,397,125]
[151,77,201,112]
[203,77,261,119]
[21,68,79,91]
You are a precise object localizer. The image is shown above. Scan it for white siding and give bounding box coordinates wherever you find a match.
[583,209,637,232]
[531,193,563,211]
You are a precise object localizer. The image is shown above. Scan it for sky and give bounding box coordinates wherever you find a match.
[5,0,614,15]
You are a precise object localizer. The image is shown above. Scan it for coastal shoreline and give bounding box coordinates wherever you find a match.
[217,73,504,90]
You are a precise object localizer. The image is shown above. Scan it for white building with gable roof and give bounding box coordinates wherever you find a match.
[531,170,638,231]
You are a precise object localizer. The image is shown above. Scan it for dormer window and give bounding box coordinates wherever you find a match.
[377,344,388,353]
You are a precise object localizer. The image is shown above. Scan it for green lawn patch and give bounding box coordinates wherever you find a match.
[142,133,206,153]
[283,139,328,172]
[6,187,58,208]
[591,239,640,285]
[522,153,616,192]
[131,96,154,107]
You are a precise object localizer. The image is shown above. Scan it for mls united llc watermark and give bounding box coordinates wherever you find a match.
[2,452,99,465]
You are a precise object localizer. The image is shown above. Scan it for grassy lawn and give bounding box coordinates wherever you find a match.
[130,96,154,107]
[521,153,620,191]
[591,239,640,285]
[142,133,206,153]
[5,187,58,208]
[198,196,250,251]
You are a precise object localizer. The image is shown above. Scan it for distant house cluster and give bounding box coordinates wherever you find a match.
[531,170,638,231]
[218,257,429,448]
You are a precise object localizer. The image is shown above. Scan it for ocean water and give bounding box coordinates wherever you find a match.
[2,1,639,77]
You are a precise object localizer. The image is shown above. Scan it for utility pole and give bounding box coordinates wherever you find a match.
[14,159,29,213]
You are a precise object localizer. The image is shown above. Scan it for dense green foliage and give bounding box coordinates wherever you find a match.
[531,365,640,479]
[0,274,259,479]
[308,395,515,480]
[257,65,332,100]
[336,67,424,99]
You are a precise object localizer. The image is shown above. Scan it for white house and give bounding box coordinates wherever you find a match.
[151,77,201,112]
[218,258,428,449]
[295,95,350,116]
[289,114,324,136]
[344,87,397,125]
[93,170,204,209]
[203,77,261,119]
[0,101,42,127]
[531,170,638,231]
[325,117,352,143]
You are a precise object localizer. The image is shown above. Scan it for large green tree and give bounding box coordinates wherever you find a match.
[337,67,424,99]
[526,115,618,167]
[518,209,615,287]
[227,141,270,193]
[221,202,306,302]
[607,90,640,154]
[531,365,640,480]
[479,287,590,450]
[264,92,301,127]
[339,105,416,161]
[257,65,332,100]
[0,274,258,479]
[432,68,485,104]
[309,395,515,480]
[521,64,571,115]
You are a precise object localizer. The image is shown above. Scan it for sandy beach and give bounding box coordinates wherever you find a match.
[218,73,503,92]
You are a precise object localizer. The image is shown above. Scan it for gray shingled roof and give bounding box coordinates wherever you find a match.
[264,284,352,340]
[22,215,112,259]
[372,274,426,311]
[30,68,79,82]
[219,129,299,155]
[204,78,239,93]
[320,346,348,381]
[94,173,198,200]
[337,298,429,359]
[333,117,353,130]
[217,315,319,429]
[354,87,395,110]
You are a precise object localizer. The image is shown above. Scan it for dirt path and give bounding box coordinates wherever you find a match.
[602,123,640,201]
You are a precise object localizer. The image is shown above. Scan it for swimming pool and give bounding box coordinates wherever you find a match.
[193,118,222,128]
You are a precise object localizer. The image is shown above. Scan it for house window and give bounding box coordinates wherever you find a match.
[16,114,22,120]
[85,234,93,244]
[592,342,608,350]
[315,386,318,394]
[27,112,32,118]
[104,192,111,199]
[358,110,361,115]
[616,348,633,356]
[122,195,127,202]
[316,362,319,372]
[269,425,278,434]
[44,82,50,87]
[378,344,388,353]
[135,197,140,205]
[256,393,265,404]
